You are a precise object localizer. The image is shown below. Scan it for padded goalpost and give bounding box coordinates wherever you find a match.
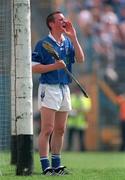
[0,0,33,176]
[11,0,33,176]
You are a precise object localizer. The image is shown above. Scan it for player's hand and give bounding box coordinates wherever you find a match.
[63,20,77,39]
[54,60,66,69]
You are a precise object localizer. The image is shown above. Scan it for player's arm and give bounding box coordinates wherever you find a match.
[71,37,85,63]
[32,60,66,74]
[32,41,66,74]
[63,20,85,63]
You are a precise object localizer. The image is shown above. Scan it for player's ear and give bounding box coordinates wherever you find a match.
[49,22,54,30]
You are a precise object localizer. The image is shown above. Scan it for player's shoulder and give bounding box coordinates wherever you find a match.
[34,39,43,48]
[34,36,49,50]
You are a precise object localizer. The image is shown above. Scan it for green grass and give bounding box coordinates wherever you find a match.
[1,152,125,180]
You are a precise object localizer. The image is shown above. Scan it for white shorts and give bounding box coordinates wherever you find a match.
[38,84,71,111]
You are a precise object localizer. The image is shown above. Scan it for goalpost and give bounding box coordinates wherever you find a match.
[0,0,33,176]
[11,0,33,176]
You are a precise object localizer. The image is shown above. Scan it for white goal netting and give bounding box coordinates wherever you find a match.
[0,0,12,175]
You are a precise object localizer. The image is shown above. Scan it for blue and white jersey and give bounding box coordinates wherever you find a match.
[32,34,75,85]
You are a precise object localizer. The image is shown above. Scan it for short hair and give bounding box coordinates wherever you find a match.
[46,11,62,30]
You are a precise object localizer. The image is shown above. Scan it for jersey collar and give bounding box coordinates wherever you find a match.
[48,33,65,46]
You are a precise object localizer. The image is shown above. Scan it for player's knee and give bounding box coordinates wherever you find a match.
[43,126,53,137]
[54,127,65,136]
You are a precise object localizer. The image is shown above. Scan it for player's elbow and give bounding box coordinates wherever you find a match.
[78,58,85,63]
[32,64,39,73]
[32,66,36,73]
[76,56,85,63]
[32,62,41,73]
[76,54,85,63]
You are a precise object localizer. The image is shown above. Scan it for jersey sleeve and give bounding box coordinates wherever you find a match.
[32,41,43,66]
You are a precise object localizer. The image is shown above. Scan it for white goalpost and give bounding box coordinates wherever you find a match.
[11,0,33,175]
[0,0,33,176]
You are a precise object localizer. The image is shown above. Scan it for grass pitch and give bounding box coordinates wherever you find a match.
[1,152,125,180]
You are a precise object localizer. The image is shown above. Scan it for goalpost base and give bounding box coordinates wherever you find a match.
[11,135,17,165]
[16,135,34,176]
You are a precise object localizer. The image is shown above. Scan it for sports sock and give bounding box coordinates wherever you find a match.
[51,154,61,169]
[40,157,50,171]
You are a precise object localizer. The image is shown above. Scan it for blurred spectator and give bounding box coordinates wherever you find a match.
[66,93,91,151]
[84,0,103,9]
[119,6,125,22]
[103,0,125,17]
[77,10,96,74]
[117,93,125,151]
[100,10,118,81]
[113,22,125,94]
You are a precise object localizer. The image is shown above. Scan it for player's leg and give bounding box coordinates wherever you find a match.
[39,107,56,156]
[51,111,68,154]
[51,111,70,175]
[38,107,55,174]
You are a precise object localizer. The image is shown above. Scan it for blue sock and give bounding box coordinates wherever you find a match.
[51,154,61,169]
[40,157,50,171]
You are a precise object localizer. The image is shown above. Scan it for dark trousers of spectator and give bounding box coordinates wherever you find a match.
[66,127,85,151]
[120,120,125,151]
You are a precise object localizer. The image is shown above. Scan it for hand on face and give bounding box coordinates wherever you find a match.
[62,20,76,39]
